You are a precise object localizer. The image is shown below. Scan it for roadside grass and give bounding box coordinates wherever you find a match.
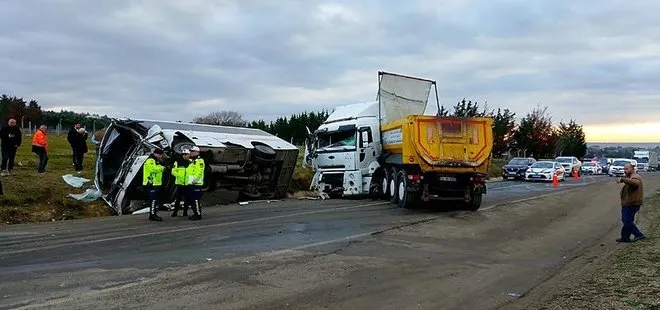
[544,191,660,309]
[0,134,110,224]
[490,158,507,179]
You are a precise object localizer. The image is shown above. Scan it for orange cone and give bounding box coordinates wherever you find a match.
[552,174,559,187]
[573,169,579,179]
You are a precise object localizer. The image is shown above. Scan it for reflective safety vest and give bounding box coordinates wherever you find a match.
[172,159,191,186]
[186,157,205,186]
[143,156,165,186]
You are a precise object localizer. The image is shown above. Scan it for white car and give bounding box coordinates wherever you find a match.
[581,162,603,175]
[608,158,637,177]
[554,156,582,177]
[525,161,566,182]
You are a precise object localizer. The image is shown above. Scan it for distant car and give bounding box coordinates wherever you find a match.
[581,162,603,175]
[554,156,582,177]
[502,157,536,180]
[608,158,636,177]
[525,161,565,182]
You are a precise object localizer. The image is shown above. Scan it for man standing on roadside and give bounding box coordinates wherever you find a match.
[31,125,48,173]
[143,148,166,222]
[0,118,22,176]
[616,163,646,243]
[67,123,82,168]
[186,146,205,221]
[171,149,191,217]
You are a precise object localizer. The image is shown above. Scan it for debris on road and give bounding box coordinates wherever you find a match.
[62,174,91,188]
[67,188,102,202]
[238,199,281,206]
[508,292,522,299]
[292,191,330,200]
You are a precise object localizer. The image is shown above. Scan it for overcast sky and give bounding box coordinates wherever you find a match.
[1,0,659,141]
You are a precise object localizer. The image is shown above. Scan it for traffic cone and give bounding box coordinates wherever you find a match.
[573,169,579,179]
[552,174,559,187]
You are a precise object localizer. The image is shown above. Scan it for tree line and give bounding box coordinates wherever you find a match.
[1,94,111,131]
[195,99,587,159]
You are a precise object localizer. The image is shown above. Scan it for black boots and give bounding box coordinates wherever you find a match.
[188,200,202,221]
[148,200,163,222]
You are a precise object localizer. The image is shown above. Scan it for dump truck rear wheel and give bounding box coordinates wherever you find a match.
[396,171,418,209]
[464,192,482,211]
[389,169,398,203]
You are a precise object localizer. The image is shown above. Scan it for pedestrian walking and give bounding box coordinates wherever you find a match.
[0,118,22,176]
[143,148,166,222]
[31,125,48,173]
[186,146,205,221]
[171,149,191,217]
[616,163,646,243]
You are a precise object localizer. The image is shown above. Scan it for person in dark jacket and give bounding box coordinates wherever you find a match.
[0,118,22,176]
[68,126,88,171]
[67,123,82,168]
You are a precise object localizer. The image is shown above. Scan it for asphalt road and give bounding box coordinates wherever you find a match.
[0,174,634,309]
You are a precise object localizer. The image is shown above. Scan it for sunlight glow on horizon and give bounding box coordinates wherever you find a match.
[584,122,660,143]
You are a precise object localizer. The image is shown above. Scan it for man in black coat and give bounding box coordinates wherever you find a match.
[67,123,81,168]
[0,118,22,176]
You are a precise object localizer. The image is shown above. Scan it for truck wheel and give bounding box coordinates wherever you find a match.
[397,171,418,209]
[381,172,390,200]
[464,192,482,211]
[389,169,398,203]
[252,143,277,164]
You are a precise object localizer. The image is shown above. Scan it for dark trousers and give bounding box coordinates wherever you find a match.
[145,186,162,215]
[73,149,85,171]
[172,185,189,215]
[186,186,203,216]
[33,147,48,173]
[621,205,644,240]
[1,147,17,171]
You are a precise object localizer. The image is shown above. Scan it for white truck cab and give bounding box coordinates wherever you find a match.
[305,101,382,197]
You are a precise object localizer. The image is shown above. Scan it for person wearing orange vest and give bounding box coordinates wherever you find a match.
[31,125,49,173]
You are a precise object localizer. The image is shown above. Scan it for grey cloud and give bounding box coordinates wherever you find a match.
[1,0,659,127]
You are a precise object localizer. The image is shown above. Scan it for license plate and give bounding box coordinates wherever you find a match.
[439,176,457,182]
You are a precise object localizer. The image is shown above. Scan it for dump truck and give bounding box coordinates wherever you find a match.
[305,71,494,210]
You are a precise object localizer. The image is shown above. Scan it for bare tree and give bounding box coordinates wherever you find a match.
[193,111,247,127]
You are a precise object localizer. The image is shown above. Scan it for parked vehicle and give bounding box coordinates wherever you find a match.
[305,71,494,210]
[632,150,658,172]
[95,119,299,215]
[502,157,536,180]
[608,158,636,177]
[554,156,582,177]
[524,161,565,182]
[581,162,603,175]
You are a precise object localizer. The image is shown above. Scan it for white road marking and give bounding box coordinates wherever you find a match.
[1,201,390,255]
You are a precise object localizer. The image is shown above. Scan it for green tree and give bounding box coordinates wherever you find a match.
[555,120,587,157]
[491,108,516,157]
[451,98,491,117]
[513,106,557,158]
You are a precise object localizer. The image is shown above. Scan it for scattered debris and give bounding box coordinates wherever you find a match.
[206,258,213,261]
[238,199,281,206]
[67,188,102,202]
[296,192,330,200]
[508,293,521,299]
[132,207,150,215]
[62,174,91,188]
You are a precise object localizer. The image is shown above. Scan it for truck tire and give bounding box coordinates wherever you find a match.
[464,192,482,211]
[380,171,390,200]
[389,168,398,203]
[396,170,418,209]
[251,143,276,164]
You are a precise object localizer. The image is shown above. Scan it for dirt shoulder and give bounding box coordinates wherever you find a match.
[505,187,660,310]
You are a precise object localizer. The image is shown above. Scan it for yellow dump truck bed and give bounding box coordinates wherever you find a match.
[381,115,493,174]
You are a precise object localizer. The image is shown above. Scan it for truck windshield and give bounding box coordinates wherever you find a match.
[318,131,356,148]
[635,158,649,163]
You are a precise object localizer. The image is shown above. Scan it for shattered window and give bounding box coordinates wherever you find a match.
[318,131,357,148]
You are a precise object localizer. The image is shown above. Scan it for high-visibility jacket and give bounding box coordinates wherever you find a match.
[143,155,165,186]
[32,129,48,151]
[171,158,191,186]
[186,157,205,186]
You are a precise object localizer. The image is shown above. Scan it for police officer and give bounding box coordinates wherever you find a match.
[186,146,205,220]
[143,148,166,222]
[171,149,191,217]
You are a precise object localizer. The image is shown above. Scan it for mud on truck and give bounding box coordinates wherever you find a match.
[94,119,299,215]
[304,71,494,210]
